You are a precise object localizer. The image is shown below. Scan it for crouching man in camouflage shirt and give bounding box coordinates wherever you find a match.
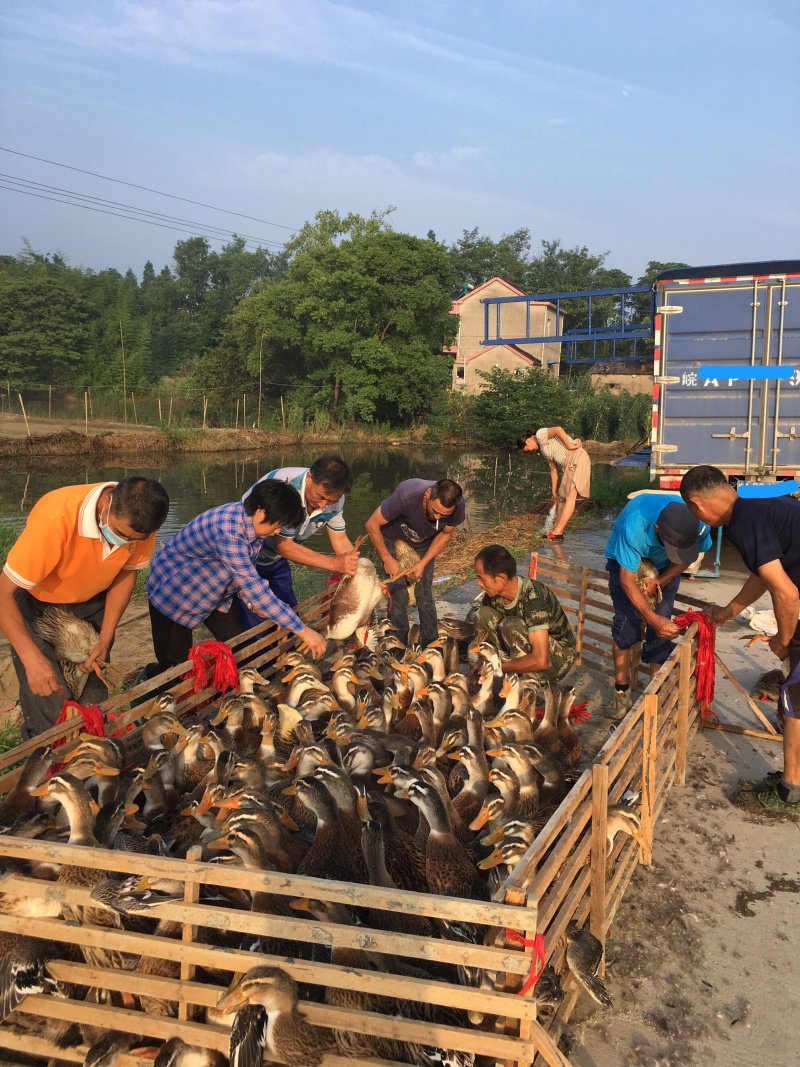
[473,544,575,682]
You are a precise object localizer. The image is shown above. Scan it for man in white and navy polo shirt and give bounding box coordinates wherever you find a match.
[239,454,359,620]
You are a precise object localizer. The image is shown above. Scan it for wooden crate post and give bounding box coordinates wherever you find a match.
[640,692,657,866]
[500,885,526,1060]
[675,639,692,786]
[574,566,589,667]
[179,844,202,1021]
[516,890,540,1067]
[590,762,609,948]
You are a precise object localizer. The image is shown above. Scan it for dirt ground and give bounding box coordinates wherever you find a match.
[0,511,797,1067]
[0,413,158,439]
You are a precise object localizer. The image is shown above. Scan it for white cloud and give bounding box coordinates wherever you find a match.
[199,144,572,245]
[414,145,487,170]
[6,0,650,105]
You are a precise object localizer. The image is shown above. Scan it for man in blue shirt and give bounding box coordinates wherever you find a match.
[239,454,359,625]
[604,492,711,721]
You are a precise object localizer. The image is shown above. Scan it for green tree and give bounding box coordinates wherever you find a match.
[0,262,91,383]
[198,210,458,425]
[448,227,531,295]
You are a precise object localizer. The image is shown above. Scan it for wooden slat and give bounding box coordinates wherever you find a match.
[604,837,640,930]
[713,651,780,734]
[0,846,527,929]
[702,722,784,742]
[45,945,539,1021]
[0,890,527,976]
[675,641,692,786]
[639,693,657,866]
[574,566,590,667]
[589,763,609,951]
[17,994,228,1053]
[496,771,592,896]
[16,988,539,1064]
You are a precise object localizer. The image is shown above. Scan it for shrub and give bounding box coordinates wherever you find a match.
[471,368,576,446]
[470,368,651,445]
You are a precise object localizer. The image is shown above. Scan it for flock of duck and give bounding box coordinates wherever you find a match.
[0,619,645,1067]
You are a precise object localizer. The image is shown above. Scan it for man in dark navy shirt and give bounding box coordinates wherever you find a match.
[681,465,800,811]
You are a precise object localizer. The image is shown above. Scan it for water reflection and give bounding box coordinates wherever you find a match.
[0,445,632,548]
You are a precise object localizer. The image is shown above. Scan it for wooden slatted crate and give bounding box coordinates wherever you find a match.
[0,561,702,1067]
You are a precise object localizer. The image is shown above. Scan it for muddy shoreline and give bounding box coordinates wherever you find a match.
[0,424,637,460]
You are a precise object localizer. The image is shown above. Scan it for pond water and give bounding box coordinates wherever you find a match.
[0,445,647,546]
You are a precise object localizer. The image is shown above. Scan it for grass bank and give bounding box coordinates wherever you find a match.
[0,425,642,460]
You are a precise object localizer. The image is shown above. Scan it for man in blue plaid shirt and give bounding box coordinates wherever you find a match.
[238,454,359,626]
[147,479,327,671]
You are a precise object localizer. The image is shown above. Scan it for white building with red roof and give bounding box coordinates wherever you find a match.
[448,277,563,394]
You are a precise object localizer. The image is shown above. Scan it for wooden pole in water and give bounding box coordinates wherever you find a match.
[280,394,285,430]
[131,391,138,425]
[202,396,208,430]
[258,330,265,429]
[168,397,173,427]
[235,398,240,431]
[18,394,30,437]
[119,321,128,429]
[48,385,52,419]
[243,393,247,428]
[158,397,162,423]
[84,391,88,436]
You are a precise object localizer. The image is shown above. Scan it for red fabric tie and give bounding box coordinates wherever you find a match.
[673,610,716,720]
[534,699,591,724]
[505,928,546,995]
[323,573,343,602]
[186,640,239,696]
[52,699,104,750]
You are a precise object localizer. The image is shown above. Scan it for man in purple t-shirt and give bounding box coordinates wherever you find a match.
[366,478,465,647]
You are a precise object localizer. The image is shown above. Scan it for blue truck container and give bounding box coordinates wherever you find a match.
[652,261,800,488]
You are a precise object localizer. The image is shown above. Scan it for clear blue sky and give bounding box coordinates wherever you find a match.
[1,0,798,283]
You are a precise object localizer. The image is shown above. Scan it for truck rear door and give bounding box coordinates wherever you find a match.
[655,271,800,476]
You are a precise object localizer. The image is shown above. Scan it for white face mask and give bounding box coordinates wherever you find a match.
[100,504,133,547]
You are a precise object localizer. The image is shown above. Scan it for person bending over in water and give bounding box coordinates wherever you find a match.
[516,426,591,540]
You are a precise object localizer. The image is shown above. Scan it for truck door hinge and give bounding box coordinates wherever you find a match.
[656,305,683,315]
[711,427,750,441]
[777,426,797,440]
[651,444,678,453]
[655,376,680,385]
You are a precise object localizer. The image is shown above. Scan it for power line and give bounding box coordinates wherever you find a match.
[0,181,284,250]
[0,146,299,233]
[0,173,287,248]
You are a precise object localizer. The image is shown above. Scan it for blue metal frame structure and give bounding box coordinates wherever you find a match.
[481,284,655,364]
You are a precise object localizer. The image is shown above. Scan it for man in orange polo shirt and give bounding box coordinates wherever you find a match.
[0,477,169,739]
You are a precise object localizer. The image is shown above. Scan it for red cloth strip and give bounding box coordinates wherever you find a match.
[673,610,716,712]
[534,699,591,723]
[186,640,239,696]
[52,699,104,750]
[505,928,546,995]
